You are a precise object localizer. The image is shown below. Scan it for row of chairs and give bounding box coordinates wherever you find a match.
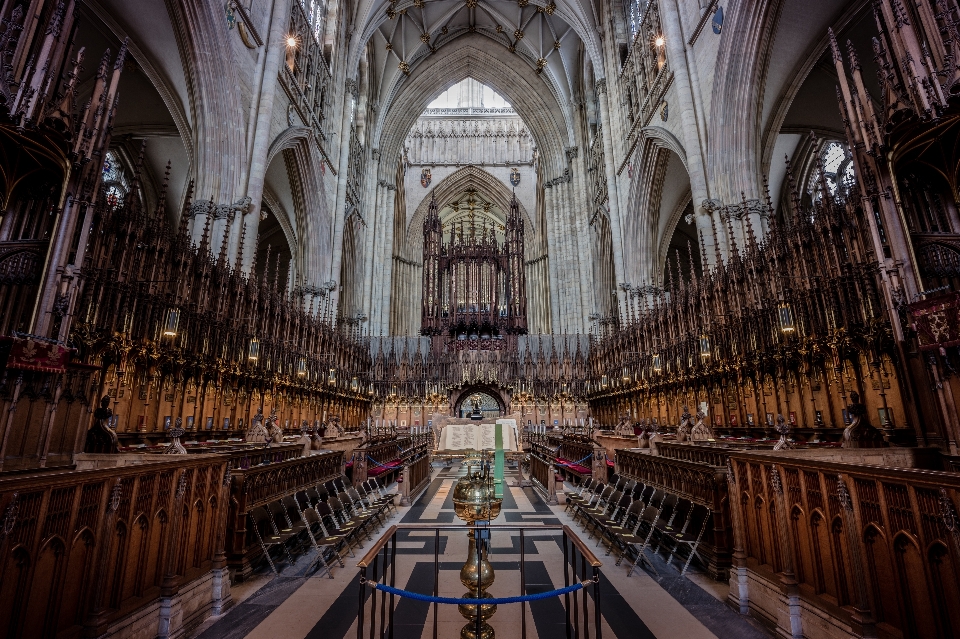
[565,474,710,577]
[249,476,397,578]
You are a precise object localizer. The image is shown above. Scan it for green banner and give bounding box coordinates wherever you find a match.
[494,422,504,498]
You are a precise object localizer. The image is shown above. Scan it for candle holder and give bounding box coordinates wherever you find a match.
[452,460,503,639]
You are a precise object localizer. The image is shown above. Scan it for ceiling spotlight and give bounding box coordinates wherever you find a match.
[654,36,665,47]
[286,35,298,48]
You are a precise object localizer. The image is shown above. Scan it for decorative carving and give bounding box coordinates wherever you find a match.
[246,409,269,443]
[1,494,18,536]
[842,391,884,448]
[677,405,692,442]
[837,475,853,511]
[165,417,187,454]
[773,414,793,451]
[108,481,123,512]
[769,465,783,494]
[690,409,713,441]
[84,395,119,454]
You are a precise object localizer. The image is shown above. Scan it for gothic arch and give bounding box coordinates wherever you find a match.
[374,36,572,181]
[623,135,692,288]
[400,165,540,262]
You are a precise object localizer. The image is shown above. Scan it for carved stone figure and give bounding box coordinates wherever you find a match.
[842,391,884,448]
[677,405,692,443]
[636,418,650,448]
[164,417,187,454]
[84,395,119,453]
[773,414,793,451]
[329,414,343,437]
[246,408,268,443]
[298,420,313,455]
[615,413,630,435]
[266,408,284,445]
[690,409,713,441]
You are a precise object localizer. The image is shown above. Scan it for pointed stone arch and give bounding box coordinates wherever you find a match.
[400,165,540,262]
[374,35,572,182]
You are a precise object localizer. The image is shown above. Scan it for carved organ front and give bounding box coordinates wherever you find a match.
[420,193,527,344]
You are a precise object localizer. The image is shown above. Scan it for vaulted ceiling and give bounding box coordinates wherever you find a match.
[352,0,603,174]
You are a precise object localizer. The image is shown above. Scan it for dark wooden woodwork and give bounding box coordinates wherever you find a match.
[616,448,732,578]
[0,454,229,639]
[729,450,960,639]
[224,449,343,578]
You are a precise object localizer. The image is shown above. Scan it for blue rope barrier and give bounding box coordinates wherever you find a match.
[367,455,392,468]
[560,453,592,467]
[365,580,588,605]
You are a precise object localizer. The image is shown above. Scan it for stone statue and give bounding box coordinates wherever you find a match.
[298,420,313,455]
[164,417,187,454]
[311,421,325,450]
[677,405,692,443]
[266,408,284,445]
[636,418,650,448]
[84,395,119,454]
[615,413,630,435]
[773,414,793,451]
[842,391,884,448]
[690,409,713,441]
[246,408,268,443]
[329,414,343,437]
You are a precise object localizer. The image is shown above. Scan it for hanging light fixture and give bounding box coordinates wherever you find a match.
[351,377,359,392]
[601,374,608,389]
[297,356,307,377]
[162,308,180,337]
[368,383,375,396]
[248,337,260,361]
[327,368,336,385]
[622,367,631,384]
[652,353,663,373]
[699,334,712,359]
[778,303,796,334]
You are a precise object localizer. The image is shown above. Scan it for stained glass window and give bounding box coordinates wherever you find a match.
[809,141,855,201]
[300,0,326,43]
[624,0,647,40]
[102,150,128,209]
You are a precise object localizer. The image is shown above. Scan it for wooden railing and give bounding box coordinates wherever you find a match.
[0,454,230,639]
[727,450,960,639]
[351,437,409,486]
[225,450,343,577]
[222,443,303,469]
[656,442,739,467]
[615,448,731,578]
[529,442,557,498]
[399,439,432,505]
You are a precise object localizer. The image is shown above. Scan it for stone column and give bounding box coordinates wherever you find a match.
[239,0,293,271]
[595,80,628,303]
[659,0,721,260]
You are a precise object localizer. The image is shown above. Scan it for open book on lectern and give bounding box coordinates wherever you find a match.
[438,421,520,451]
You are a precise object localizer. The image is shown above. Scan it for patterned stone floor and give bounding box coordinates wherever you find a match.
[190,464,772,639]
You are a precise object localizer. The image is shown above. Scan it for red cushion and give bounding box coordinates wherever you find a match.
[606,460,615,467]
[567,464,591,475]
[369,466,388,477]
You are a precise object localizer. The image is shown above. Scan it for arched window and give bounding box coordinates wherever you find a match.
[102,150,129,209]
[300,0,327,43]
[624,0,647,39]
[808,141,855,201]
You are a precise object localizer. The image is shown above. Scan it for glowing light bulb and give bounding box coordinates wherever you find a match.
[655,36,665,47]
[286,36,298,47]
